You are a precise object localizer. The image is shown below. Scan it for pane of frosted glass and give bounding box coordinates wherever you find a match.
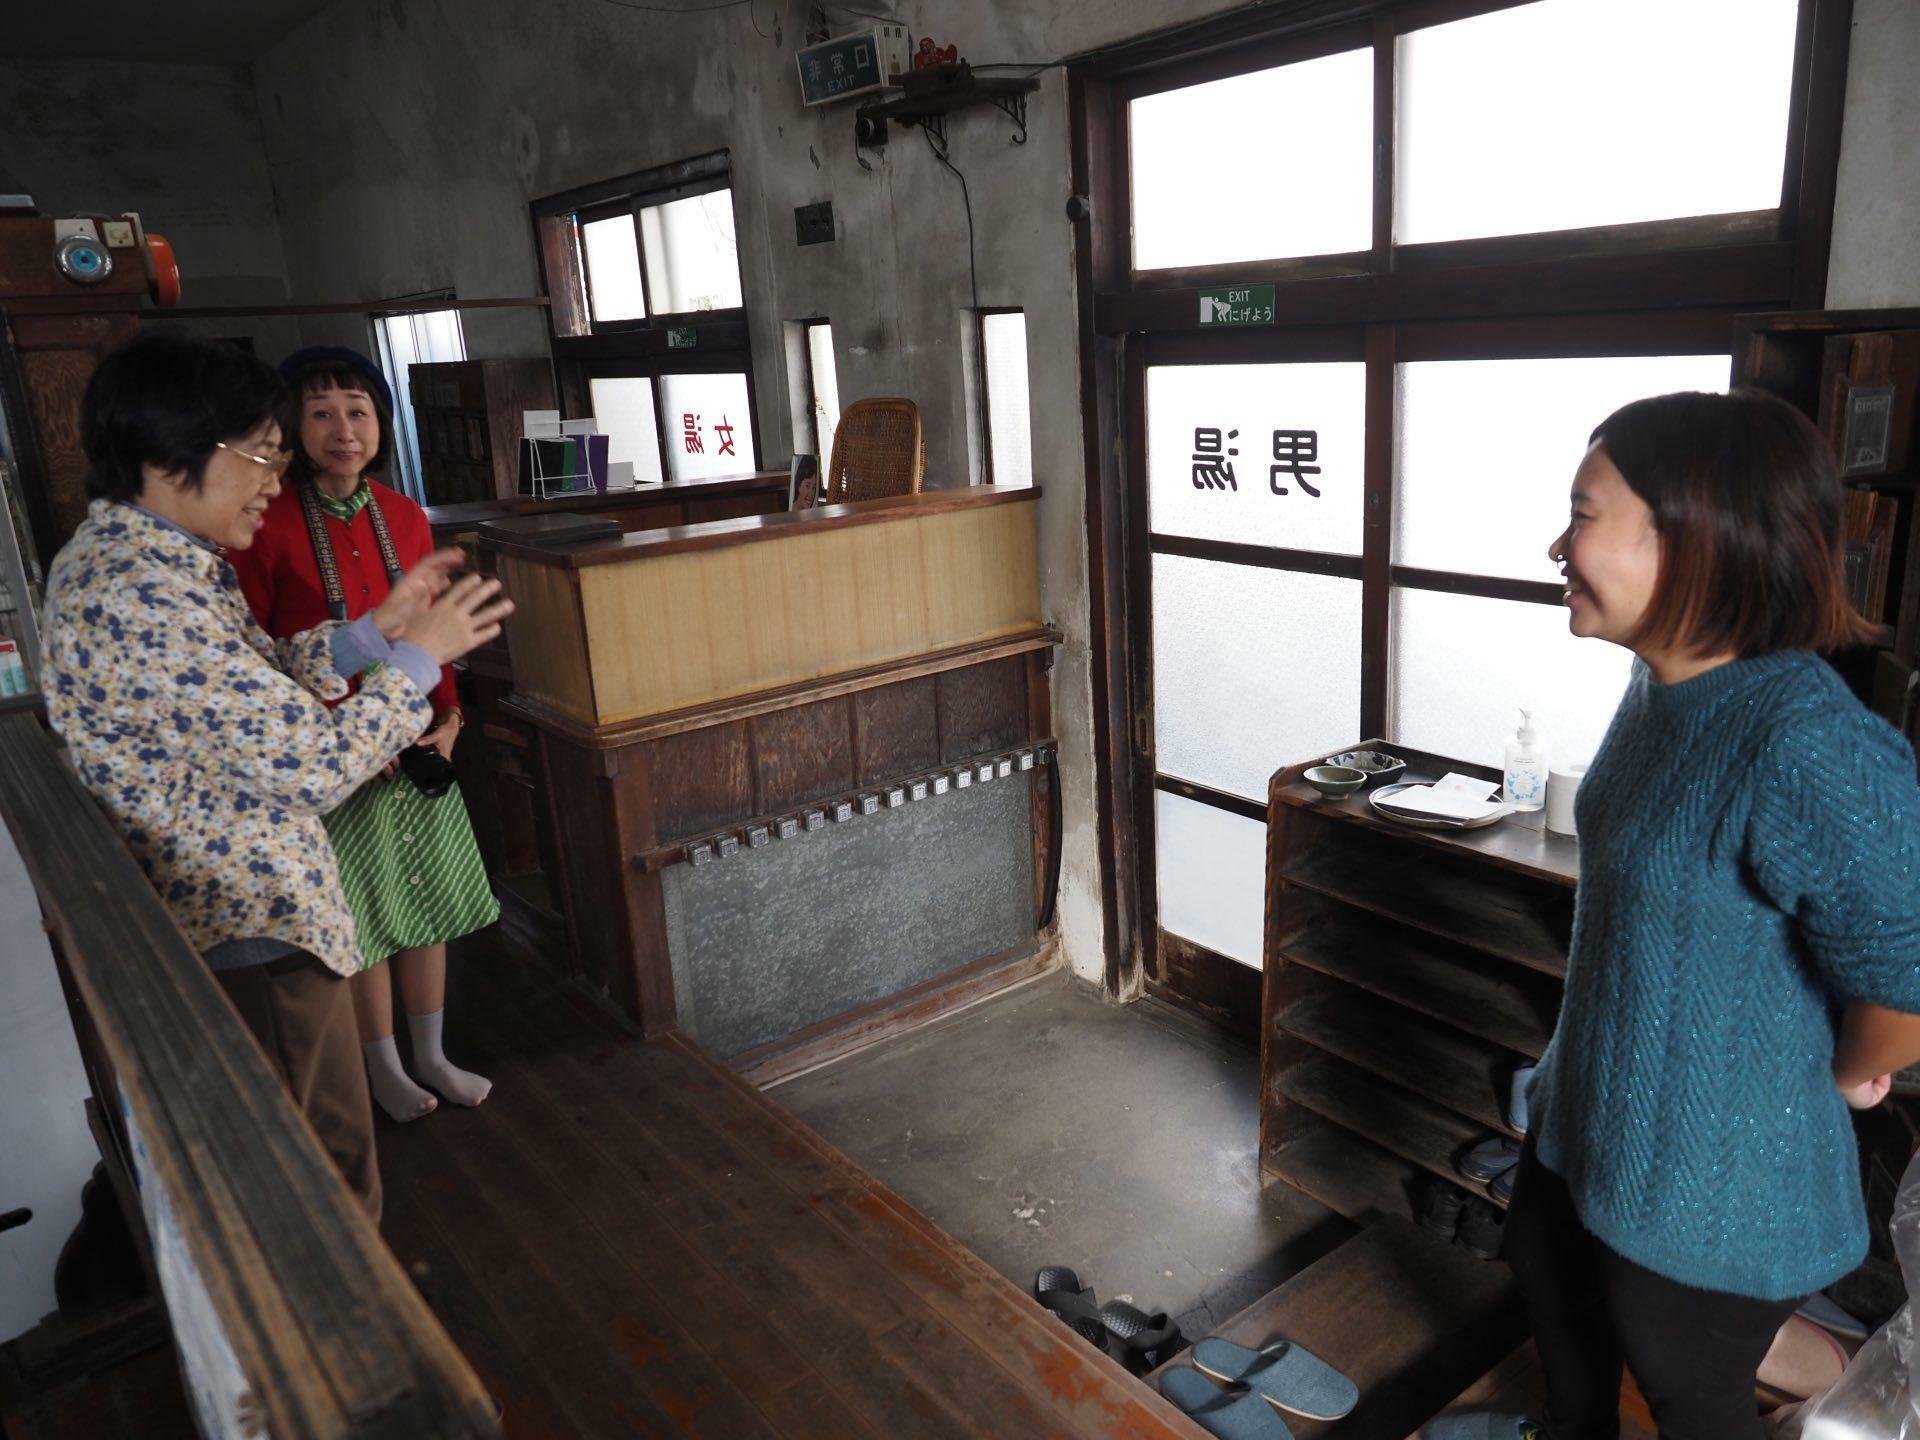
[1131,47,1373,270]
[641,190,743,314]
[581,214,646,323]
[660,372,757,481]
[1396,354,1731,581]
[1153,553,1362,801]
[1391,588,1634,772]
[807,322,841,459]
[413,308,467,364]
[1398,0,1799,244]
[983,311,1032,488]
[588,377,665,486]
[1156,790,1267,969]
[1147,363,1364,555]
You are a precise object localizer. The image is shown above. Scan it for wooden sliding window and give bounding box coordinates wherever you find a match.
[532,150,762,484]
[1070,0,1854,1002]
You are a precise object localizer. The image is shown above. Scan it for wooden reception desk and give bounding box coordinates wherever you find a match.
[479,486,1059,1070]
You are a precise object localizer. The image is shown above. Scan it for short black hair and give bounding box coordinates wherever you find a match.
[284,360,394,484]
[1591,387,1878,657]
[81,330,290,503]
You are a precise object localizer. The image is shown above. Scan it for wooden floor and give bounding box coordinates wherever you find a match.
[377,942,1212,1440]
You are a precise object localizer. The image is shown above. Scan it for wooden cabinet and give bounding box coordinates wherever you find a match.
[1260,742,1576,1224]
[409,359,555,506]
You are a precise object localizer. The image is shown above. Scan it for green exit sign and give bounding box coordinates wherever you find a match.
[1199,285,1275,326]
[797,31,887,106]
[667,327,698,350]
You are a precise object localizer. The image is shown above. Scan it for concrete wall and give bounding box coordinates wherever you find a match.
[1826,0,1920,308]
[0,57,301,356]
[252,0,1243,986]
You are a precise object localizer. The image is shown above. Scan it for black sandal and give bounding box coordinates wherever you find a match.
[1099,1298,1185,1374]
[1034,1266,1107,1346]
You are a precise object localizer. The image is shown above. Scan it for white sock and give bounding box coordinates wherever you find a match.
[363,1033,437,1123]
[406,1009,492,1108]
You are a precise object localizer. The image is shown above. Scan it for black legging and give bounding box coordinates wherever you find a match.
[1502,1138,1802,1440]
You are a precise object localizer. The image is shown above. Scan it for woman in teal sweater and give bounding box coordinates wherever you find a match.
[1501,388,1920,1440]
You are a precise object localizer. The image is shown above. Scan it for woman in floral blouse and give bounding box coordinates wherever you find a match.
[42,331,511,1219]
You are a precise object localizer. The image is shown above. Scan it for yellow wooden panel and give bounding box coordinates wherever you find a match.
[577,500,1039,723]
[496,555,596,723]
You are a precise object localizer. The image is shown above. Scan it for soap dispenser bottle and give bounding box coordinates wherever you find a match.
[1504,709,1549,812]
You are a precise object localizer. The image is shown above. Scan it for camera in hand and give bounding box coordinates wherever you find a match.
[399,742,458,799]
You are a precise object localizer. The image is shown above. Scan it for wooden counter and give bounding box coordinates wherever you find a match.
[425,469,788,547]
[474,487,1059,1062]
[490,487,1043,731]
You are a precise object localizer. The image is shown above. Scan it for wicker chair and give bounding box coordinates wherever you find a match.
[823,398,924,503]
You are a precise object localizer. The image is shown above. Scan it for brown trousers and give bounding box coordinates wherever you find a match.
[215,953,382,1224]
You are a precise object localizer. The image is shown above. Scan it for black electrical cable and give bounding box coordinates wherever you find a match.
[1039,748,1064,931]
[921,122,990,483]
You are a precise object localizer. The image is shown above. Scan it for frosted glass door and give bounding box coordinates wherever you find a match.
[1145,358,1365,968]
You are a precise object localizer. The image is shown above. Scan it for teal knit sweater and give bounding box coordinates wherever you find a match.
[1530,649,1920,1301]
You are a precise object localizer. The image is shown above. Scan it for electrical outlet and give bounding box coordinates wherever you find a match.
[795,201,835,247]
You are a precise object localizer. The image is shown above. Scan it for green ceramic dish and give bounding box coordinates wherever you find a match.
[1303,764,1367,797]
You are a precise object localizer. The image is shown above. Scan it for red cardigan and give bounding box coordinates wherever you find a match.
[229,479,459,715]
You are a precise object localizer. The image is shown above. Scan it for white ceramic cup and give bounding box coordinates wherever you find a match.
[1546,764,1586,837]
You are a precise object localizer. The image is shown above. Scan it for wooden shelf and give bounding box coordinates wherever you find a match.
[1279,838,1569,979]
[1281,909,1560,1059]
[856,71,1038,124]
[1277,1052,1505,1208]
[1268,1118,1422,1226]
[1278,986,1523,1138]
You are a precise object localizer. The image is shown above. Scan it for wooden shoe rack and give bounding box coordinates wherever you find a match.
[1260,741,1578,1222]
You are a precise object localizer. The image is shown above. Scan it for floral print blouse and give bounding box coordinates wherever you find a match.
[42,501,432,976]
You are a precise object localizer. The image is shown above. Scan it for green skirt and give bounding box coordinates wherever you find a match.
[323,775,499,971]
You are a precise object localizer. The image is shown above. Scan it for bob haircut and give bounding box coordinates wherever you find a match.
[81,331,290,503]
[284,359,394,485]
[1590,388,1878,659]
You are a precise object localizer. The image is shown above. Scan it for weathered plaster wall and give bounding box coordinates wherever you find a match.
[252,0,1241,986]
[0,57,300,354]
[1826,0,1920,308]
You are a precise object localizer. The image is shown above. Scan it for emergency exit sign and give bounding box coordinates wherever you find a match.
[1199,285,1276,326]
[798,31,885,106]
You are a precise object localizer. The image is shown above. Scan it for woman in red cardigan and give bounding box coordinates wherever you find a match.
[231,347,497,1122]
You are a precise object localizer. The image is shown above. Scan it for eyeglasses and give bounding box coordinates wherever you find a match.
[215,442,292,479]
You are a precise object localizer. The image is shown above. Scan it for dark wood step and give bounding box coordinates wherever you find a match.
[1147,1217,1524,1440]
[1281,909,1561,1059]
[386,939,1212,1440]
[1277,986,1526,1139]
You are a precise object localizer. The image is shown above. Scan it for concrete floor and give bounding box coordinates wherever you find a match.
[774,971,1351,1339]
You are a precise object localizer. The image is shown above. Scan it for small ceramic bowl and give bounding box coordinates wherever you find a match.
[1303,764,1368,797]
[1327,749,1408,789]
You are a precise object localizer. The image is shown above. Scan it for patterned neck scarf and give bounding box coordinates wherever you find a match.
[310,478,371,523]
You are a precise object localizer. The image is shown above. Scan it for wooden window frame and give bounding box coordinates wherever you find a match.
[1070,0,1856,1002]
[531,151,760,469]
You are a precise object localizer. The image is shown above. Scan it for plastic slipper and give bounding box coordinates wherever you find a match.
[1507,1065,1536,1134]
[1456,1135,1522,1181]
[1797,1290,1869,1341]
[1034,1266,1105,1346]
[1422,1413,1543,1439]
[1161,1367,1296,1440]
[1101,1298,1185,1373]
[1191,1336,1358,1421]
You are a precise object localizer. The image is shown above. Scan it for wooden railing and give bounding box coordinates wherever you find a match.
[0,706,500,1439]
